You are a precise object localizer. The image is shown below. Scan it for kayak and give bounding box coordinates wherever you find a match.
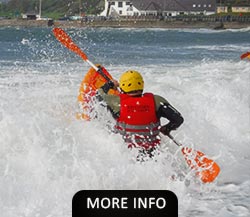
[240,52,250,60]
[77,65,119,120]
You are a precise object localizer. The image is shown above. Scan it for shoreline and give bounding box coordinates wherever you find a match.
[0,19,250,29]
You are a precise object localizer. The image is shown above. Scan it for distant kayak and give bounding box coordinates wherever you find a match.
[240,52,250,60]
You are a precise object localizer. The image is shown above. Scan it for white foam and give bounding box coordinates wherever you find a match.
[1,27,250,217]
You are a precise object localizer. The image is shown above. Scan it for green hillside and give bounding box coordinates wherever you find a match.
[0,0,104,19]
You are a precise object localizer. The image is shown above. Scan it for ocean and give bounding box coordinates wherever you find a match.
[0,26,250,217]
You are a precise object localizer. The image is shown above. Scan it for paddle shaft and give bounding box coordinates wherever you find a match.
[167,134,181,147]
[87,59,111,82]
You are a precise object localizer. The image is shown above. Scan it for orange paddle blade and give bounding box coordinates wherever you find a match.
[182,147,220,183]
[240,52,250,60]
[53,27,87,61]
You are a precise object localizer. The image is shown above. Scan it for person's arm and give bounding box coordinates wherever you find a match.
[154,95,184,135]
[97,81,120,119]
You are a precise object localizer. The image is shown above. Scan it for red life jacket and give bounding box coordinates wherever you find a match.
[116,93,161,149]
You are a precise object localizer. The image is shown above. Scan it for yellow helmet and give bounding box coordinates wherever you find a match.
[119,70,144,93]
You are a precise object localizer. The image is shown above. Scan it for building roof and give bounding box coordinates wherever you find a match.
[108,0,216,12]
[135,0,216,11]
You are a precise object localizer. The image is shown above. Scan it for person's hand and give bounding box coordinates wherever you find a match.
[111,79,119,89]
[106,79,119,90]
[160,125,171,136]
[101,79,119,93]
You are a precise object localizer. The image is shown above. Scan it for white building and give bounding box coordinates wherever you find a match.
[100,1,140,16]
[100,0,216,17]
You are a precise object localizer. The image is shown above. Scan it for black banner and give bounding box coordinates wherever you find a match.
[73,190,178,217]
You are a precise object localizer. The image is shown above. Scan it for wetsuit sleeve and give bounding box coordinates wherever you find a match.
[97,87,120,119]
[154,95,184,135]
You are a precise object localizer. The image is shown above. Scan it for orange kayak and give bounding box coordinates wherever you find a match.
[77,65,119,120]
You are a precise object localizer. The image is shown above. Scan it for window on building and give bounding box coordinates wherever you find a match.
[119,10,122,14]
[118,2,123,7]
[193,4,196,8]
[204,4,207,7]
[198,4,201,7]
[208,4,211,7]
[110,2,115,5]
[126,2,130,5]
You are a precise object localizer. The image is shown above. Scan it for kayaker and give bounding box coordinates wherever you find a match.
[98,69,184,159]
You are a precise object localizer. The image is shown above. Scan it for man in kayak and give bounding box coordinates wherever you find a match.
[98,69,184,159]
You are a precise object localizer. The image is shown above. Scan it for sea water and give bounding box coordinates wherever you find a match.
[0,26,249,217]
